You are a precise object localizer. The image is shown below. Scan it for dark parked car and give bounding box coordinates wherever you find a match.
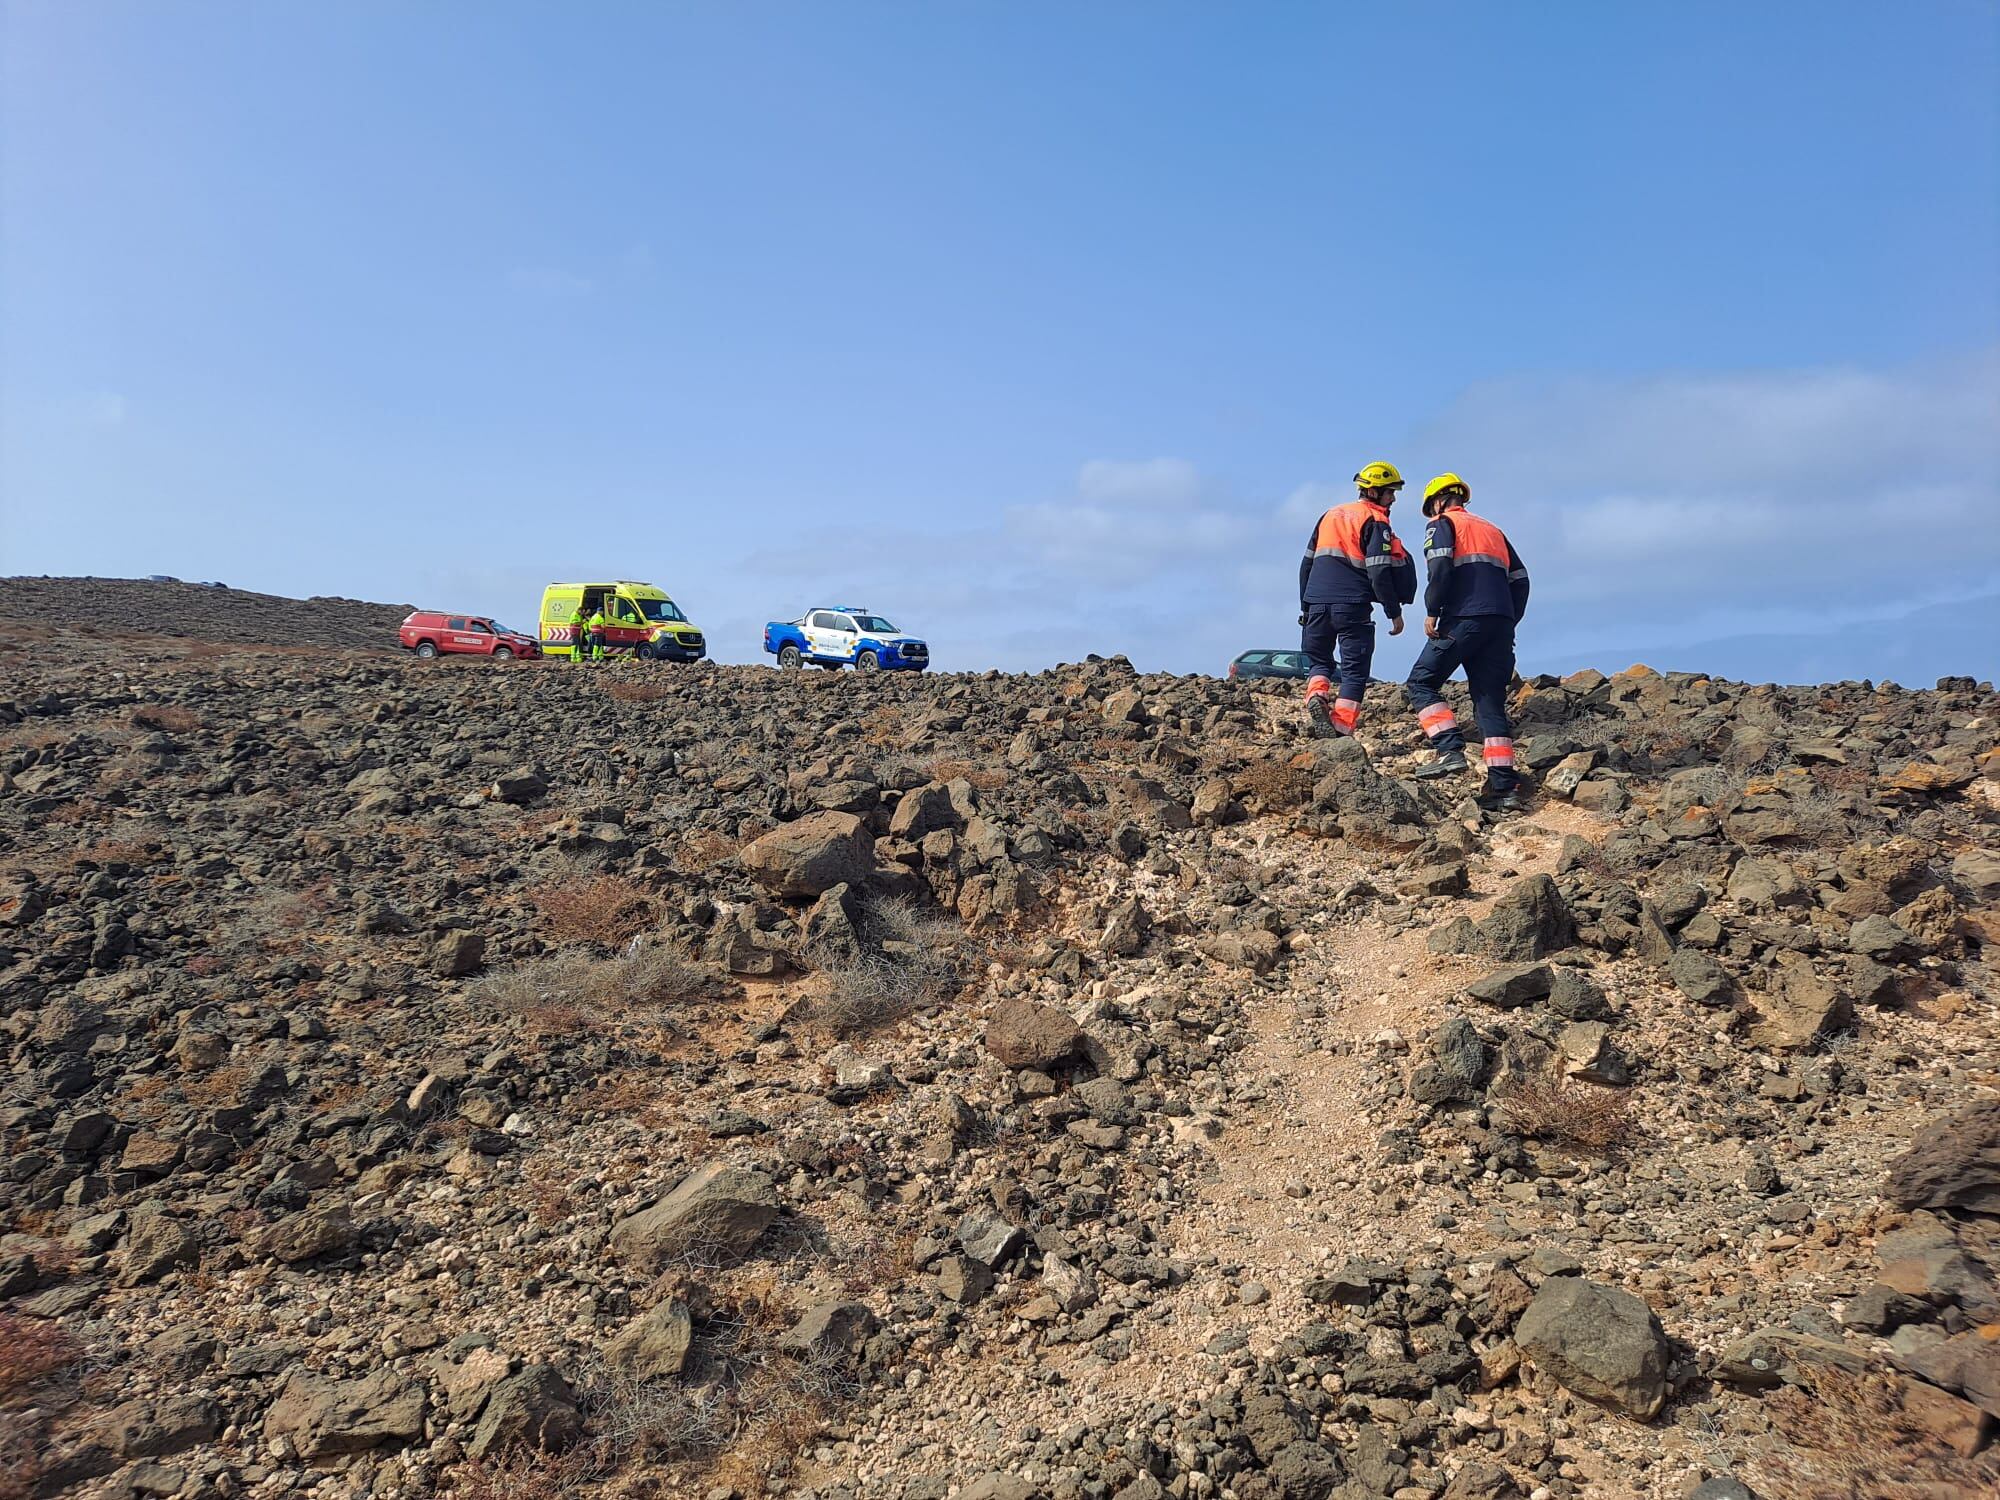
[1228,649,1309,681]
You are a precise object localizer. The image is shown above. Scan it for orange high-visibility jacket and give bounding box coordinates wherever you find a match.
[1300,500,1416,616]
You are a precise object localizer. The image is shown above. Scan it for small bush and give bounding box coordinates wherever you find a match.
[534,876,660,948]
[1756,1364,2000,1498]
[449,1449,595,1500]
[130,704,200,733]
[0,1311,81,1398]
[476,943,709,1036]
[602,678,676,704]
[679,828,747,871]
[1490,1078,1635,1153]
[806,897,966,1035]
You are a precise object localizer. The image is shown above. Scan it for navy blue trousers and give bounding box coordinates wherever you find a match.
[1406,615,1518,791]
[1301,603,1376,706]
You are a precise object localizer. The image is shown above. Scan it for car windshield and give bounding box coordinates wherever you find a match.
[852,615,896,633]
[636,598,687,623]
[491,623,521,636]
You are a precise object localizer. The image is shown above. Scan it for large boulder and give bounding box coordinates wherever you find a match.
[264,1368,426,1459]
[1514,1277,1671,1419]
[466,1364,581,1458]
[1476,876,1574,961]
[737,812,874,899]
[778,1301,879,1361]
[984,998,1086,1071]
[609,1163,780,1271]
[1885,1099,2000,1215]
[604,1299,694,1380]
[1745,955,1852,1051]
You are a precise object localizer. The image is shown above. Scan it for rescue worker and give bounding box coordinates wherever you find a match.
[1405,473,1531,812]
[568,605,590,664]
[1298,461,1417,737]
[586,607,607,662]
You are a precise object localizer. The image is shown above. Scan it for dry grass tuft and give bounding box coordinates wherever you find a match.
[806,897,967,1035]
[1234,755,1318,812]
[130,704,200,732]
[534,876,661,948]
[476,943,711,1036]
[1756,1364,2000,1498]
[602,677,677,704]
[448,1449,596,1499]
[0,1311,82,1399]
[924,757,1009,791]
[1490,1078,1635,1153]
[679,828,748,872]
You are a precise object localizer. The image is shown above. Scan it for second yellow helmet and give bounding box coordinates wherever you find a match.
[1423,472,1470,504]
[1353,461,1404,490]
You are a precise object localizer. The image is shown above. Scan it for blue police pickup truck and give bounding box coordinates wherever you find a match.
[763,607,930,672]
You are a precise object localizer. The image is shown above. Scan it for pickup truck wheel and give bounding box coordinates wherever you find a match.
[414,641,438,659]
[855,650,880,672]
[493,646,513,661]
[777,645,802,669]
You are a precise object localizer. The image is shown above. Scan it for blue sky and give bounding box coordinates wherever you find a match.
[4,1,1997,682]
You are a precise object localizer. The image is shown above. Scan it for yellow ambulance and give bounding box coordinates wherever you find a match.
[538,582,706,661]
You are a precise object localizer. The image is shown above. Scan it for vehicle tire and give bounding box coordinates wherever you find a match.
[415,641,438,659]
[855,650,880,672]
[493,646,513,660]
[778,644,802,669]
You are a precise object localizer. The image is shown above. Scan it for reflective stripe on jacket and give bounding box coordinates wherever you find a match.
[1423,509,1530,621]
[1300,500,1416,615]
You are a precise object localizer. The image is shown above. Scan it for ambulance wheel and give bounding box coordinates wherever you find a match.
[415,641,438,659]
[855,650,880,672]
[778,645,802,669]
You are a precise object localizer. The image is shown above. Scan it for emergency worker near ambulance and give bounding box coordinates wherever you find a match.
[1298,461,1417,738]
[1406,473,1531,812]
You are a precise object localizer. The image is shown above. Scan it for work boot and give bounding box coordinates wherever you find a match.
[1304,693,1338,738]
[1415,749,1469,779]
[1476,787,1527,815]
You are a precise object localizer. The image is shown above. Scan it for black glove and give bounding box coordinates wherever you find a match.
[1296,613,1306,627]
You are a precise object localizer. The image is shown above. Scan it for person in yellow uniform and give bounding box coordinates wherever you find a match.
[569,605,590,664]
[587,609,607,662]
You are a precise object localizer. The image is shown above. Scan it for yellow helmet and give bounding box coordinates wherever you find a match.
[1353,461,1404,491]
[1423,472,1470,505]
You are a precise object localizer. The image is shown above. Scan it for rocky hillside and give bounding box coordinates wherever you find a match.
[0,577,412,652]
[2,619,1996,1500]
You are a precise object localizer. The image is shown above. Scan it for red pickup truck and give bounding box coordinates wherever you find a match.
[399,611,541,660]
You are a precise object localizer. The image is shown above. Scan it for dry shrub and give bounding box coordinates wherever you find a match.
[679,828,746,872]
[477,944,709,1036]
[1756,1364,2000,1498]
[1234,754,1316,812]
[1490,1078,1635,1153]
[924,757,1008,791]
[602,677,676,704]
[0,1311,81,1398]
[449,1448,596,1499]
[178,1064,253,1108]
[130,704,199,732]
[581,1321,858,1483]
[66,838,166,870]
[806,897,966,1035]
[534,876,660,948]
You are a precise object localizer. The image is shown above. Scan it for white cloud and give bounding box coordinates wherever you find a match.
[1075,457,1202,508]
[717,348,2000,676]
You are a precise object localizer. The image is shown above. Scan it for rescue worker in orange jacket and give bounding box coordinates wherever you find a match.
[1406,473,1531,812]
[1298,461,1417,737]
